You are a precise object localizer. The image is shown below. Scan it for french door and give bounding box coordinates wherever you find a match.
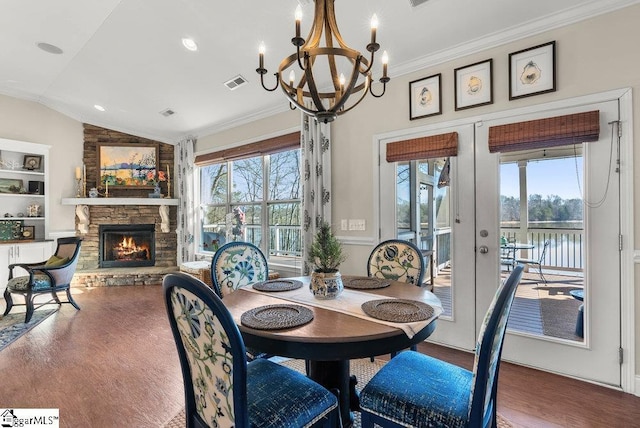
[475,100,622,386]
[378,96,626,387]
[380,124,477,349]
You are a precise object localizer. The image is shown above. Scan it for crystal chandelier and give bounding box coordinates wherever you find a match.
[256,0,390,123]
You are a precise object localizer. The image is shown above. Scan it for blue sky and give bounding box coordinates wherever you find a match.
[501,157,583,199]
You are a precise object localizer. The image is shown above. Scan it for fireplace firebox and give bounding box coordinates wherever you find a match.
[99,224,155,268]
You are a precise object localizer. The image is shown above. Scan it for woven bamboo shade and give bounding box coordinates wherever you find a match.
[488,110,600,153]
[195,132,300,166]
[386,132,458,162]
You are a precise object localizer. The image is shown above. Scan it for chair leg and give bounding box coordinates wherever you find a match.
[3,289,13,316]
[66,289,81,311]
[51,290,62,305]
[24,295,35,323]
[537,265,547,285]
[328,388,343,428]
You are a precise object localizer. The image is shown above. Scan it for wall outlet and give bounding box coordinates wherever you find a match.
[348,219,366,231]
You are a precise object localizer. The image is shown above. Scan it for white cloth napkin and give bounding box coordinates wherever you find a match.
[243,285,443,339]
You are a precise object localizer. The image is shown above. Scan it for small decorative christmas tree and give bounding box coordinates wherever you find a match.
[308,221,346,273]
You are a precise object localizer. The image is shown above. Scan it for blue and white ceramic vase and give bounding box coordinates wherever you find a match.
[310,270,343,299]
[153,184,161,195]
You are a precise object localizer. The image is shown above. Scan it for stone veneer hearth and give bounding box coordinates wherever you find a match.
[76,205,177,270]
[71,204,178,287]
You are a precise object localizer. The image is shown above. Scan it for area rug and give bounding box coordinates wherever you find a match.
[533,278,583,342]
[0,308,58,352]
[164,358,514,427]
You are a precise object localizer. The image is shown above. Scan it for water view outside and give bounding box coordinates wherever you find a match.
[501,156,584,271]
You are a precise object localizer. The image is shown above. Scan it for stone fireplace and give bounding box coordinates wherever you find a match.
[75,203,177,271]
[65,123,179,287]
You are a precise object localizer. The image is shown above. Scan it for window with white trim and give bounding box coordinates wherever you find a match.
[197,148,302,269]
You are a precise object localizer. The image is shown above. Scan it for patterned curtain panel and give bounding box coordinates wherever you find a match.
[301,114,332,275]
[176,137,196,264]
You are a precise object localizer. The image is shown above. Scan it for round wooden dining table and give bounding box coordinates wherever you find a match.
[221,276,442,428]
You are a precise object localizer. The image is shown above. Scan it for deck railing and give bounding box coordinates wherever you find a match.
[501,227,583,271]
[203,224,302,257]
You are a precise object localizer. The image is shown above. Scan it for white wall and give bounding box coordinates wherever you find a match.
[0,94,83,235]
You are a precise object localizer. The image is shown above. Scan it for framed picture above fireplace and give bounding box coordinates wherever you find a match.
[98,142,160,188]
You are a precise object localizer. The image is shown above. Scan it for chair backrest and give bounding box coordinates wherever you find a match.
[538,240,551,264]
[468,265,524,427]
[211,242,269,297]
[48,237,83,286]
[367,239,425,286]
[163,272,249,428]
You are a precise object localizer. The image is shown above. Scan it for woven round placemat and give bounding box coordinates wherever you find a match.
[252,279,303,292]
[343,276,391,290]
[361,299,434,323]
[241,304,313,330]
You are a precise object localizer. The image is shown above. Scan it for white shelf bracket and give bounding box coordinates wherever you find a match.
[159,205,170,233]
[76,205,90,234]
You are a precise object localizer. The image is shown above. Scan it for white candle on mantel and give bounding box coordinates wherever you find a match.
[167,164,170,181]
[75,167,82,179]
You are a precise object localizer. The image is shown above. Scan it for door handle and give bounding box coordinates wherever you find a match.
[478,245,489,254]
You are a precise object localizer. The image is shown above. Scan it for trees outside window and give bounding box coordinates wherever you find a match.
[198,149,301,264]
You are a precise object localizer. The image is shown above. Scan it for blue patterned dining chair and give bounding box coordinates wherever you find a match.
[211,241,271,361]
[367,239,425,286]
[367,239,426,357]
[359,265,524,428]
[3,237,82,323]
[163,272,339,428]
[211,241,269,298]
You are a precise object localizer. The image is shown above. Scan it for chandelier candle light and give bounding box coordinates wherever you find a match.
[257,0,390,123]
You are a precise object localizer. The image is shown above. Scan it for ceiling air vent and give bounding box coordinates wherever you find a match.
[160,108,175,117]
[224,75,248,91]
[408,0,429,6]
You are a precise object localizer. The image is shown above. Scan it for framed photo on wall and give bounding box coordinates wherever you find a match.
[509,41,556,100]
[409,73,442,120]
[454,59,493,110]
[97,143,159,188]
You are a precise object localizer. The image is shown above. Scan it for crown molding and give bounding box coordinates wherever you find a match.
[393,0,640,78]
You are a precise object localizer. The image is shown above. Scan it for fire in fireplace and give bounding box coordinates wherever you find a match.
[99,224,155,268]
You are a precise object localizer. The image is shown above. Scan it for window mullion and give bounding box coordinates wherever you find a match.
[262,155,270,256]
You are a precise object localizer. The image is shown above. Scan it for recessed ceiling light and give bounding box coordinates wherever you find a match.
[181,38,198,52]
[94,104,106,112]
[36,42,63,55]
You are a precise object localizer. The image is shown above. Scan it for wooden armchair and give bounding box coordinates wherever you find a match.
[3,237,82,323]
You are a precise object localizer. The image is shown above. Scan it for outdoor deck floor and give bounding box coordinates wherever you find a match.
[431,267,583,342]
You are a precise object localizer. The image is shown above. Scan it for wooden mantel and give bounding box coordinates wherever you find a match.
[61,197,179,206]
[61,198,179,234]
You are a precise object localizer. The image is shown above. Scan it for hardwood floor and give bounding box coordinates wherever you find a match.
[1,285,639,427]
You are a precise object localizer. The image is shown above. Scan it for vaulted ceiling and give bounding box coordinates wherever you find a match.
[1,0,636,143]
